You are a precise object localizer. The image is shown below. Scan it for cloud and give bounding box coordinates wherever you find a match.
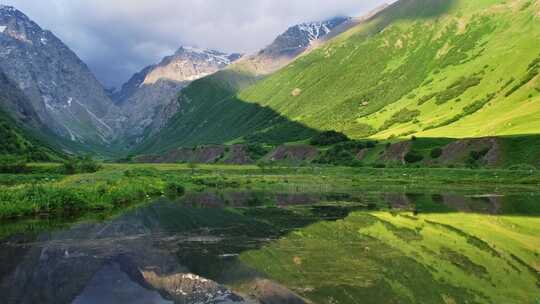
[2,0,387,87]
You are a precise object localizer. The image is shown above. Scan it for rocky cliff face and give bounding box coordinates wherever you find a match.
[112,46,241,147]
[237,17,350,75]
[0,69,42,129]
[0,5,119,145]
[124,18,350,151]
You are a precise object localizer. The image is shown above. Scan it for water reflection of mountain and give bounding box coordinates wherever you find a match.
[0,200,252,303]
[0,193,347,304]
[0,190,538,304]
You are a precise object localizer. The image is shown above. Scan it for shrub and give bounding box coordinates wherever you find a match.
[470,148,490,161]
[435,76,482,105]
[404,151,424,163]
[507,164,537,171]
[314,140,376,166]
[165,182,186,198]
[124,168,159,178]
[61,156,102,174]
[466,148,490,168]
[505,57,540,97]
[380,108,421,130]
[418,93,436,105]
[310,131,350,146]
[430,148,443,159]
[0,155,27,173]
[463,93,496,115]
[423,93,496,131]
[246,144,270,160]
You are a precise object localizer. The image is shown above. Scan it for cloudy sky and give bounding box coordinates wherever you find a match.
[3,0,387,87]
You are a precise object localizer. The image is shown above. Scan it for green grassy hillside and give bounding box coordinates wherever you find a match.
[134,69,318,154]
[0,109,61,161]
[239,0,540,139]
[0,73,63,161]
[0,70,120,160]
[140,0,540,154]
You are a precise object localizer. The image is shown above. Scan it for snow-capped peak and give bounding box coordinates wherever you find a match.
[175,46,241,65]
[297,21,332,41]
[294,17,350,42]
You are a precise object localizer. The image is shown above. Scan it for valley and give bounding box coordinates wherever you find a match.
[0,163,538,303]
[0,0,539,303]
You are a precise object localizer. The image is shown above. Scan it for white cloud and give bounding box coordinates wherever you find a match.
[2,0,387,86]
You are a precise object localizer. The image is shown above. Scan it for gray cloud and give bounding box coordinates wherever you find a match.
[2,0,387,87]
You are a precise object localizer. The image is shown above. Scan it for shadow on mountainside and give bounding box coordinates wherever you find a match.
[134,69,320,154]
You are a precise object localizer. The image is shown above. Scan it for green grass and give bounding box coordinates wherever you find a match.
[0,110,62,162]
[1,162,539,219]
[140,0,540,155]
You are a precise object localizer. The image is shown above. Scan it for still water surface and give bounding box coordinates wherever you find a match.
[0,189,539,304]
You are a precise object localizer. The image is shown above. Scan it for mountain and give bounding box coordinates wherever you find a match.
[237,16,350,75]
[0,5,119,147]
[138,0,540,154]
[0,69,62,160]
[112,46,241,147]
[135,17,351,153]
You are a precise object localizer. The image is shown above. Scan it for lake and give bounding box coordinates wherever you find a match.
[0,188,539,304]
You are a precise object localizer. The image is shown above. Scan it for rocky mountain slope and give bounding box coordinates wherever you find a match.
[0,5,119,147]
[135,17,351,153]
[236,16,350,75]
[0,69,62,160]
[138,0,540,154]
[112,47,241,147]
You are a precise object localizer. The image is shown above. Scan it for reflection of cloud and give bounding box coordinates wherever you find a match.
[3,0,387,87]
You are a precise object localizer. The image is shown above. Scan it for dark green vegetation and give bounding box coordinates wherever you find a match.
[134,134,540,170]
[380,108,421,130]
[1,162,539,220]
[133,69,318,154]
[0,162,539,304]
[135,0,540,155]
[2,0,540,169]
[310,130,350,146]
[0,108,60,162]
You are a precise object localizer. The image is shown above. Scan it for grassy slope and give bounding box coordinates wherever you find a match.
[134,68,318,154]
[139,0,540,155]
[0,108,62,161]
[238,0,540,140]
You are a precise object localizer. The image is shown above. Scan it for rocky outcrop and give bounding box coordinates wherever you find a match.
[237,17,350,75]
[437,137,501,167]
[0,69,42,130]
[135,145,226,164]
[113,47,241,147]
[266,145,319,163]
[378,141,412,164]
[135,144,257,164]
[0,5,119,145]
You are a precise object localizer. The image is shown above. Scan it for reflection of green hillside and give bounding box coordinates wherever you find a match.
[240,212,540,303]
